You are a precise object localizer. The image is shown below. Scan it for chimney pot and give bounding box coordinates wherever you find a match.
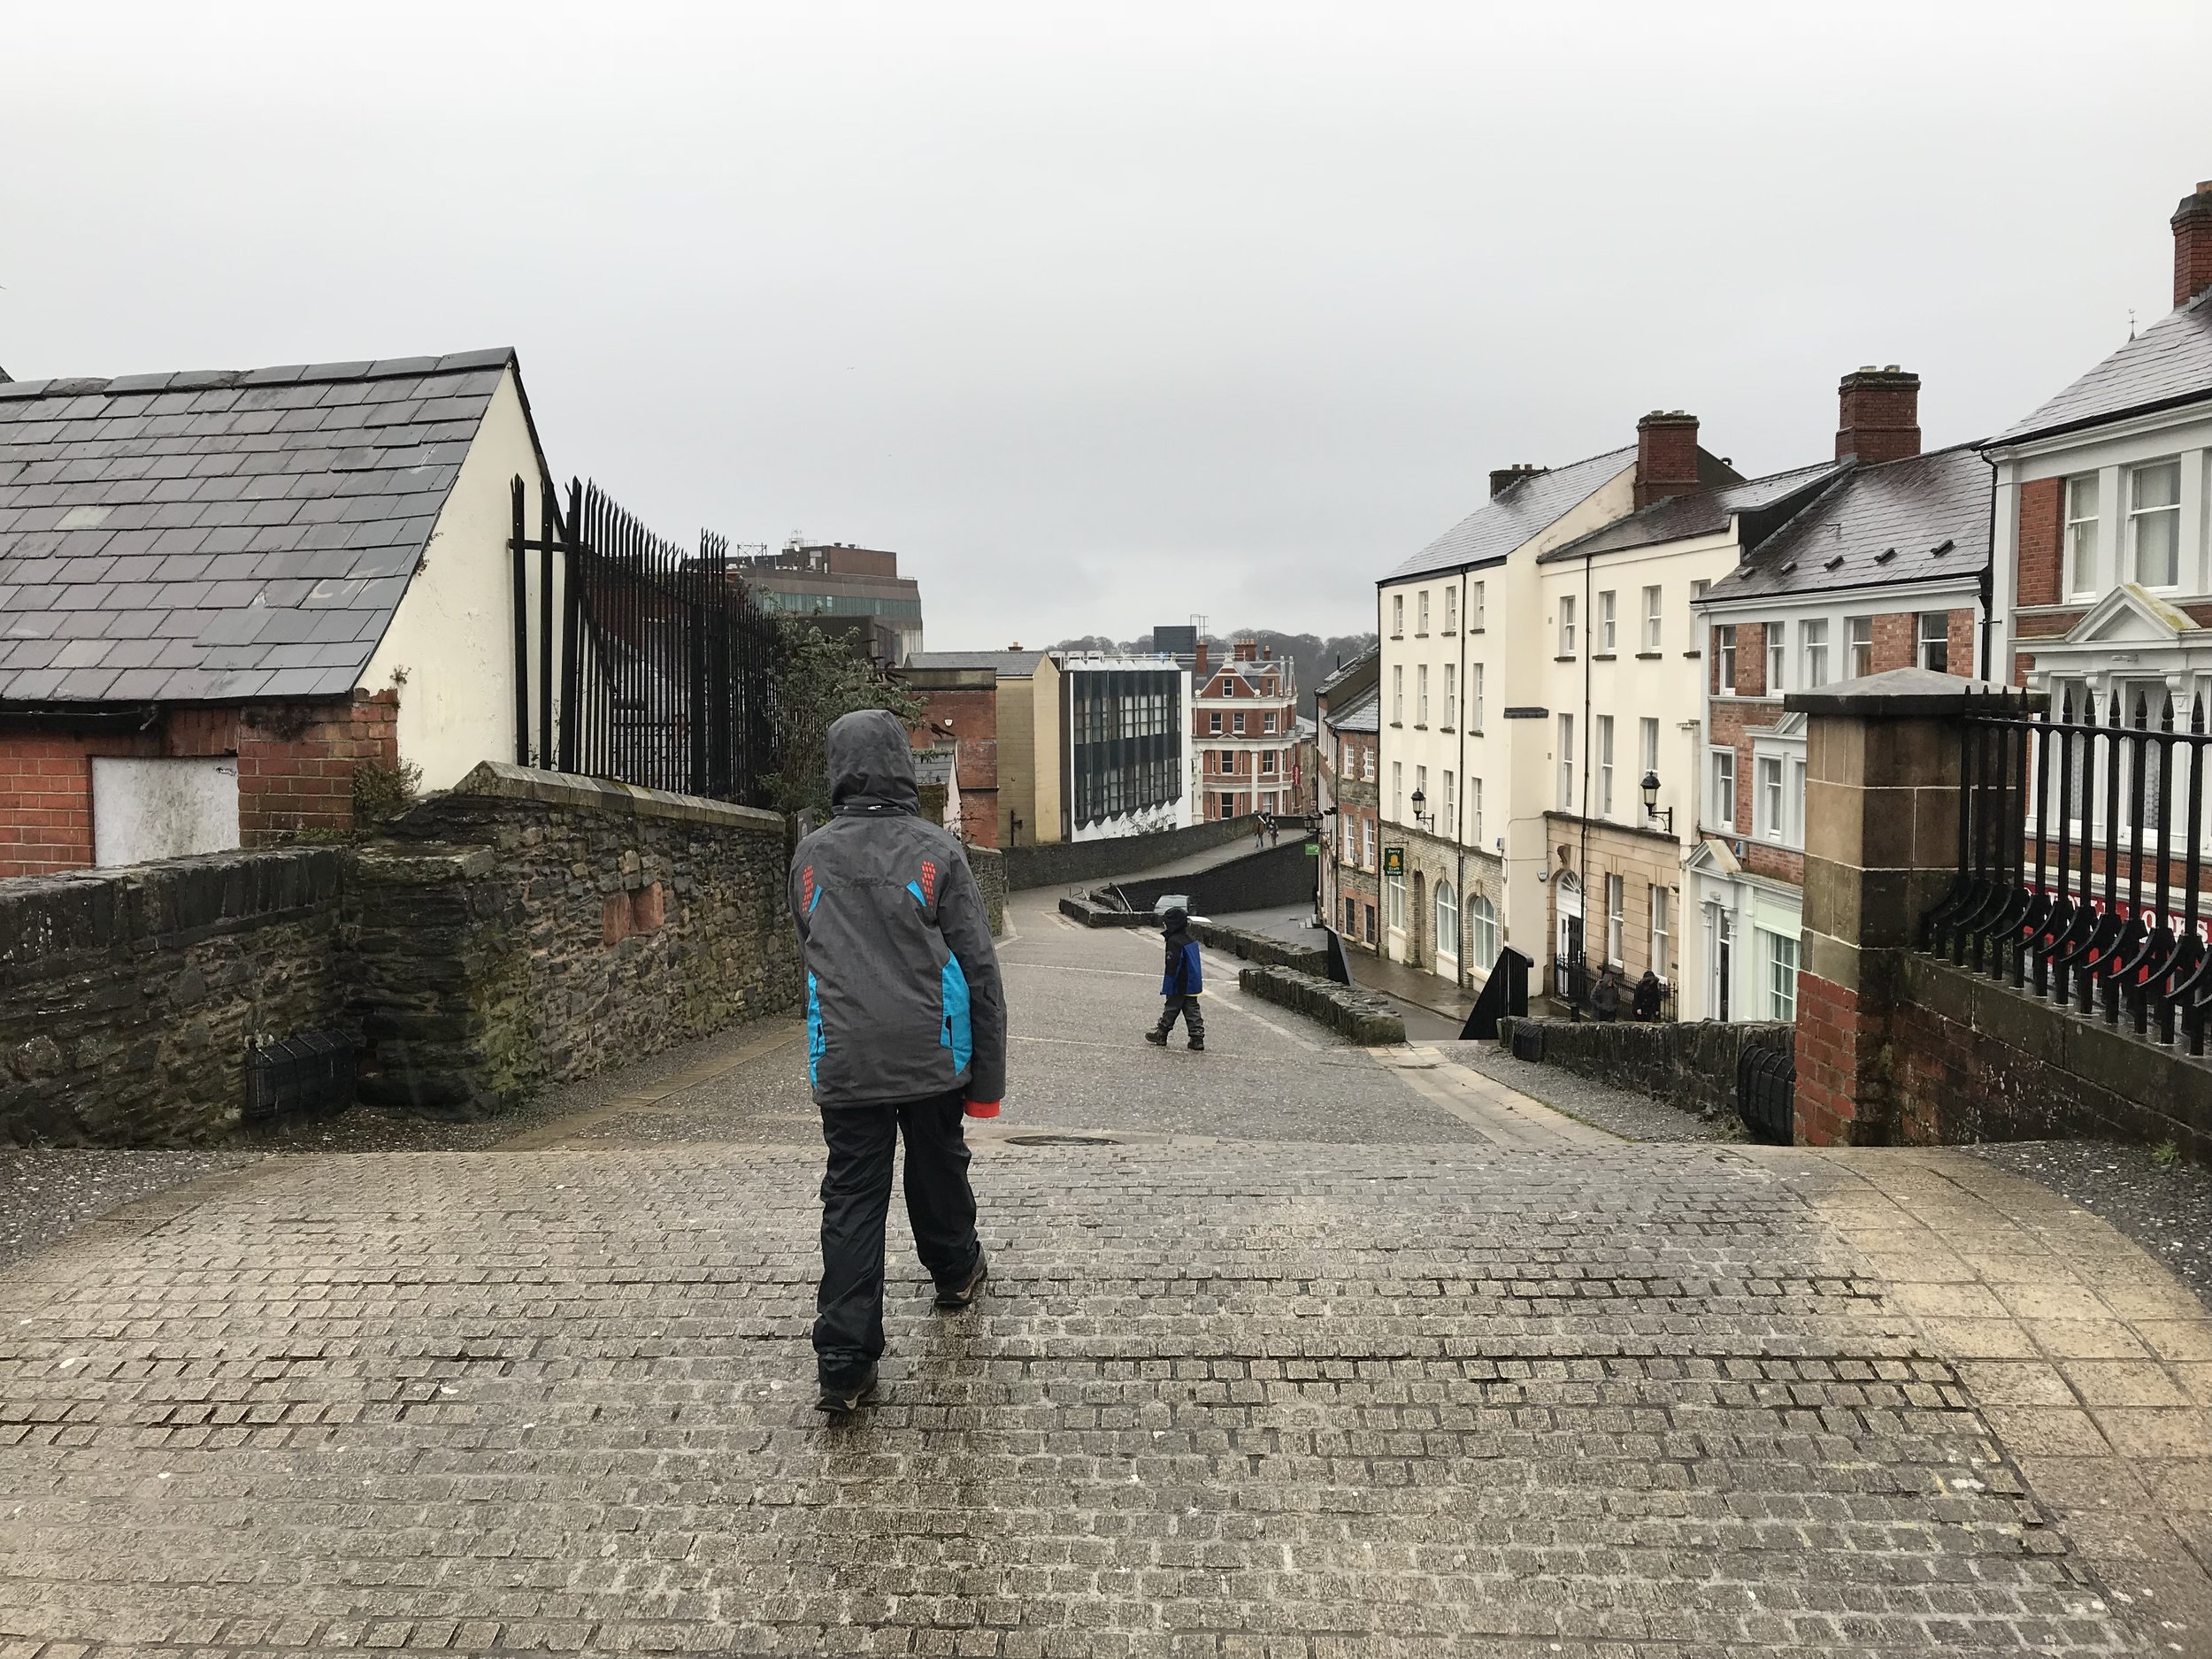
[1835,365,1922,465]
[1633,410,1702,508]
[2173,179,2212,309]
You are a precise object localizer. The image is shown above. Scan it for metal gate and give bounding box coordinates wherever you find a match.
[509,476,782,807]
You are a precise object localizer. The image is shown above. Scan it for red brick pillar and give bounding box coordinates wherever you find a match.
[1789,670,2024,1144]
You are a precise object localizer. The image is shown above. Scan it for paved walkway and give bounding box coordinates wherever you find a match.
[4,892,2212,1654]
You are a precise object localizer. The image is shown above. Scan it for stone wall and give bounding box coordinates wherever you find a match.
[1237,964,1404,1046]
[1886,953,2212,1160]
[1110,841,1314,918]
[0,763,801,1143]
[0,849,347,1144]
[368,764,798,1115]
[968,846,1008,937]
[1002,813,1263,891]
[1497,1016,1793,1121]
[1189,919,1326,977]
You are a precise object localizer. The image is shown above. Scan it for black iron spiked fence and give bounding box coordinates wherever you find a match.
[1548,950,1678,1022]
[1925,684,2212,1053]
[510,477,782,808]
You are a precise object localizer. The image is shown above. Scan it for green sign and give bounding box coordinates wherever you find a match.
[1383,846,1405,875]
[1304,841,1320,856]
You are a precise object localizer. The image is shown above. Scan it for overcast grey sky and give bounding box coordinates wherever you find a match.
[6,3,2208,649]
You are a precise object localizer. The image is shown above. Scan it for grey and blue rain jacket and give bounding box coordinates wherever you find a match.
[789,710,1008,1108]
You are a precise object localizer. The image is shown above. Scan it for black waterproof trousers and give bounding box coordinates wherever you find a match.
[814,1087,981,1386]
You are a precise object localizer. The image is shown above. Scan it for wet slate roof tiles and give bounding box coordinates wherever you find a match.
[0,348,515,704]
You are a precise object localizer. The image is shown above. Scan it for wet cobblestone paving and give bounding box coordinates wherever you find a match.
[0,1142,2179,1656]
[1,896,2208,1655]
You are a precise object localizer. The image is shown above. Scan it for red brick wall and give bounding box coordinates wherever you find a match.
[1707,698,1786,835]
[1945,608,1976,678]
[0,694,398,879]
[1734,622,1766,697]
[909,685,1000,849]
[2016,478,2063,608]
[1870,612,1916,673]
[1792,972,1866,1145]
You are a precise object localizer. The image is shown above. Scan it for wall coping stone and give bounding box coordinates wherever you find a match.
[352,842,496,884]
[442,762,787,836]
[1786,667,2046,719]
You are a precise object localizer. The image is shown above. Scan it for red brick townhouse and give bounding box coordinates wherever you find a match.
[0,349,560,876]
[1985,180,2212,723]
[1689,369,1990,1022]
[1193,635,1300,821]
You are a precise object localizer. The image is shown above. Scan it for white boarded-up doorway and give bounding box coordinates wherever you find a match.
[91,757,240,867]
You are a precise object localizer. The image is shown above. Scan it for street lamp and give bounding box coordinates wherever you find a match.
[1640,769,1673,835]
[1409,786,1430,829]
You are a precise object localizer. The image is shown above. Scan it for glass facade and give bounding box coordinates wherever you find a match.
[1065,668,1185,832]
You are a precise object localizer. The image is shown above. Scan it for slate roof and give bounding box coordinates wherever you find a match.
[1538,461,1845,562]
[1325,686,1379,733]
[1383,444,1740,584]
[0,348,518,704]
[1700,445,1990,604]
[903,649,1048,675]
[1991,289,2212,447]
[1315,645,1379,696]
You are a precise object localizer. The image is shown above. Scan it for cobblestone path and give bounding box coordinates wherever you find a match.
[3,895,2210,1655]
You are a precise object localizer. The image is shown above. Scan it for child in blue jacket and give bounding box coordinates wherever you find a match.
[1144,906,1206,1051]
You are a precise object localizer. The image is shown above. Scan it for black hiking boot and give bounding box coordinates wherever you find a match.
[935,1248,989,1310]
[1187,1040,1206,1052]
[816,1362,879,1416]
[1144,1029,1168,1046]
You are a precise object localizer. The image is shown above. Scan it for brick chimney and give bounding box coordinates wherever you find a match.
[1835,365,1921,465]
[1194,638,1210,680]
[2175,180,2212,309]
[1489,463,1548,498]
[1633,411,1701,509]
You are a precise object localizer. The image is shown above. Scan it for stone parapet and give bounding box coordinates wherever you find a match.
[1236,964,1404,1046]
[1496,1015,1791,1122]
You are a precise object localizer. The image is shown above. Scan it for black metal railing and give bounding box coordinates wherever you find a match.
[1926,684,2212,1052]
[1548,952,1678,1022]
[511,477,782,808]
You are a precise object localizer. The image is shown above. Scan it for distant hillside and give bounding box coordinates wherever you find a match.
[1050,629,1378,718]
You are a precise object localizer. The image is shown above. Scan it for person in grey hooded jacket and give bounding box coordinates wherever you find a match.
[789,709,1007,1413]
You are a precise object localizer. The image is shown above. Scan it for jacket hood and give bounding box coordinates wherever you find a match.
[826,709,920,817]
[1161,907,1188,931]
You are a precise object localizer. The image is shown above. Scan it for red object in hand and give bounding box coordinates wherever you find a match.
[964,1099,1001,1119]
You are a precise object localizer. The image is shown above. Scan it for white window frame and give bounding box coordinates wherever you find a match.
[1441,770,1456,839]
[1801,619,1828,689]
[2129,458,2184,591]
[1917,612,1949,673]
[1392,760,1402,821]
[1605,872,1624,967]
[1471,664,1485,733]
[1417,589,1430,634]
[1443,587,1457,633]
[2065,472,2101,599]
[1642,585,1662,652]
[1417,664,1429,726]
[1559,713,1575,811]
[1716,625,1737,695]
[1209,710,1223,734]
[1362,818,1375,871]
[1649,884,1670,982]
[1392,665,1402,724]
[1597,714,1614,817]
[1709,745,1737,833]
[1471,581,1486,631]
[1363,743,1374,784]
[1263,711,1277,734]
[1434,880,1458,976]
[1470,893,1498,970]
[1766,929,1799,1022]
[1847,616,1873,680]
[1766,620,1785,694]
[1757,755,1786,842]
[1442,663,1455,728]
[1599,590,1617,653]
[1471,776,1483,843]
[1392,593,1404,637]
[1639,716,1659,780]
[1559,595,1578,657]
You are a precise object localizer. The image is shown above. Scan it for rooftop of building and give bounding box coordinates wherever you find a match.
[1325,685,1380,733]
[1538,459,1847,563]
[0,347,520,703]
[1990,287,2212,448]
[1699,444,1991,605]
[905,649,1049,676]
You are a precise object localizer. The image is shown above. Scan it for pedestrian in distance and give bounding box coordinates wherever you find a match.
[1255,814,1268,851]
[1632,968,1663,1021]
[1269,814,1281,848]
[1590,965,1623,1023]
[790,710,1006,1416]
[1145,905,1207,1051]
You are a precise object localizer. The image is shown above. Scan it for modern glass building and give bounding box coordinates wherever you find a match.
[1056,654,1192,841]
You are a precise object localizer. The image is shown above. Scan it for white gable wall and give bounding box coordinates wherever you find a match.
[360,368,556,791]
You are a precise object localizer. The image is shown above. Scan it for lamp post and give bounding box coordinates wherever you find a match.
[1640,770,1673,835]
[1410,786,1430,830]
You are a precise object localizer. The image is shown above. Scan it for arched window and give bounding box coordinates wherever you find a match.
[1434,880,1459,972]
[1470,893,1498,970]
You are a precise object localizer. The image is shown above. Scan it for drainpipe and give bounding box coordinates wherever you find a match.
[1979,451,2000,682]
[1578,545,1594,1004]
[1456,569,1469,987]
